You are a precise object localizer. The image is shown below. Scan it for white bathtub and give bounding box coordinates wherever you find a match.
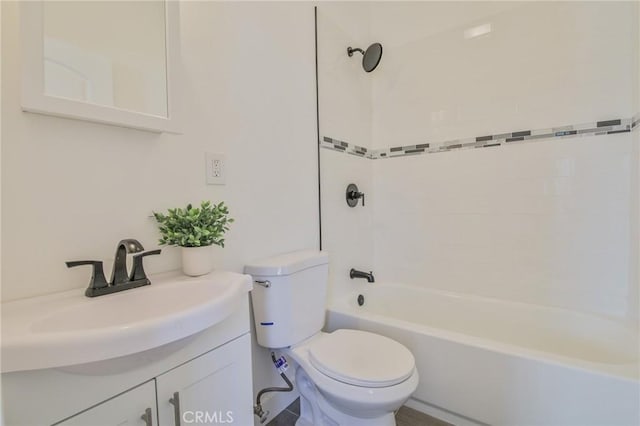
[326,283,640,426]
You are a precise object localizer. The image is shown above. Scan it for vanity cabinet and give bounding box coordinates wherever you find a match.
[55,334,252,426]
[156,334,253,426]
[55,381,157,426]
[1,290,254,426]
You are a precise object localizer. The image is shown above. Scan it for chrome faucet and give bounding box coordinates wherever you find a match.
[350,268,375,283]
[66,238,161,297]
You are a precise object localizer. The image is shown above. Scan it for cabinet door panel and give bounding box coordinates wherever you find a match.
[157,334,252,426]
[55,380,157,426]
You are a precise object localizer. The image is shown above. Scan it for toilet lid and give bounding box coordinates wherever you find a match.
[308,329,415,388]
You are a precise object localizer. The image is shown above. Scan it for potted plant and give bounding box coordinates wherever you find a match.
[153,201,234,276]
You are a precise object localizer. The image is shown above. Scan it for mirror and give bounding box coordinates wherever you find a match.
[42,1,168,117]
[21,1,180,133]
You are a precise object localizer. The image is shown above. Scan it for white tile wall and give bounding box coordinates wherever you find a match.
[317,4,376,300]
[317,5,373,149]
[318,1,638,322]
[370,1,637,149]
[372,134,635,319]
[632,130,639,323]
[635,3,640,117]
[320,149,373,302]
[632,3,640,323]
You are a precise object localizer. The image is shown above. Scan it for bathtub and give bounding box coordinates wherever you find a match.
[325,283,640,426]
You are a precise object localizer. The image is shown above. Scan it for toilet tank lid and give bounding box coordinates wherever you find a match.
[244,250,328,277]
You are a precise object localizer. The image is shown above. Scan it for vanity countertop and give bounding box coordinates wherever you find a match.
[1,270,252,373]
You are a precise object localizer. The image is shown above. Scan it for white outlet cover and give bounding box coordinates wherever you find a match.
[205,152,226,185]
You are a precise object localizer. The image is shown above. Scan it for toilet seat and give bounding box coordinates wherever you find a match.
[287,330,420,423]
[307,329,415,388]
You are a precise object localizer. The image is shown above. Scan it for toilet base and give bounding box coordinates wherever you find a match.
[295,367,397,426]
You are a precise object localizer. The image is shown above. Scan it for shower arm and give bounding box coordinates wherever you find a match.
[347,47,365,57]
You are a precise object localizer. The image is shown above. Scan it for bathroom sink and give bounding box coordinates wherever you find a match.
[31,278,231,332]
[1,270,252,373]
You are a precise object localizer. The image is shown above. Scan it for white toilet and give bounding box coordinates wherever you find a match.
[245,250,419,426]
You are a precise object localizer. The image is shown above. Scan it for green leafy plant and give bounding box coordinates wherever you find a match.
[153,201,234,248]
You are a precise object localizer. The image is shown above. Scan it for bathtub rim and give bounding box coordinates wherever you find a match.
[327,283,640,382]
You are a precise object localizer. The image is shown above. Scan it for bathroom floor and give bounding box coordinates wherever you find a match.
[266,399,453,426]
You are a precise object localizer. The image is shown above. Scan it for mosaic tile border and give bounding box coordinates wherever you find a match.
[322,115,638,160]
[320,136,370,157]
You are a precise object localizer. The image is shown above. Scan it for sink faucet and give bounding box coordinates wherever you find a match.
[350,268,375,283]
[66,239,161,297]
[111,239,145,285]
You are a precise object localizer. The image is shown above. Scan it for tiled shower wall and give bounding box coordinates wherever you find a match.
[318,4,374,300]
[319,2,639,322]
[369,2,636,149]
[372,134,635,319]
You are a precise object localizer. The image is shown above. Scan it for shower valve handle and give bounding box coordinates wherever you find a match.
[350,191,365,206]
[346,184,365,207]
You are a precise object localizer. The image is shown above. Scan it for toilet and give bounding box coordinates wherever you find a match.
[245,250,419,426]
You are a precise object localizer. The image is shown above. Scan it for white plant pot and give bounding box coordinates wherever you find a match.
[181,245,214,277]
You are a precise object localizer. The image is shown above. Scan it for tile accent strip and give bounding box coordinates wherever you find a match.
[321,136,369,157]
[322,115,637,160]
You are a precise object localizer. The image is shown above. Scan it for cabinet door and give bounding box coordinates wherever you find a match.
[54,380,157,426]
[157,333,253,426]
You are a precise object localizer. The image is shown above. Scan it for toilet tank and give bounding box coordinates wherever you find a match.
[245,250,329,348]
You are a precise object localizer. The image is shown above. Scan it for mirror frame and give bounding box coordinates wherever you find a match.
[20,1,181,134]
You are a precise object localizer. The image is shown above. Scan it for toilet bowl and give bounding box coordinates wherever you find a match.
[287,330,419,426]
[245,250,419,426]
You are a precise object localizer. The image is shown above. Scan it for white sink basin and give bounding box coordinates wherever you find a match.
[1,270,252,373]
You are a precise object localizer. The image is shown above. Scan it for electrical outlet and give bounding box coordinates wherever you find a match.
[205,153,226,185]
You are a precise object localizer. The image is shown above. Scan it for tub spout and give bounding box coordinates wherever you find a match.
[350,268,375,283]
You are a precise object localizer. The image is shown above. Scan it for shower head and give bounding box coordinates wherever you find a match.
[347,43,383,72]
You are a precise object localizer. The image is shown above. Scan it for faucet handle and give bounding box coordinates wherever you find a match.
[129,249,162,282]
[346,183,365,207]
[66,260,109,296]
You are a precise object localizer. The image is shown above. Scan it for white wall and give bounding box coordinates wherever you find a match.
[2,1,317,422]
[0,0,3,308]
[368,1,637,321]
[317,4,375,300]
[373,134,635,319]
[631,2,640,324]
[320,149,373,301]
[317,3,372,148]
[370,1,636,148]
[636,1,640,117]
[318,2,638,323]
